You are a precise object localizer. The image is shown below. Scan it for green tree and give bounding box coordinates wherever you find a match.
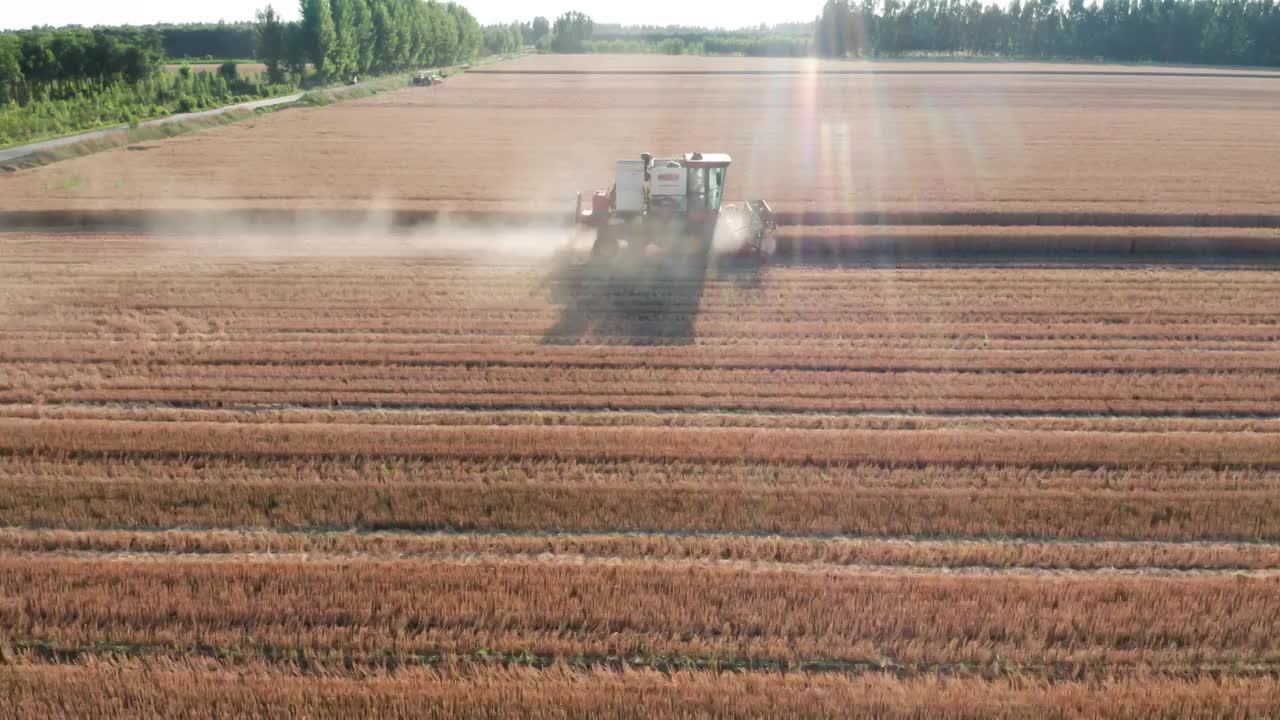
[484,23,521,55]
[351,0,376,72]
[391,0,413,67]
[51,30,91,81]
[255,4,288,82]
[428,3,459,65]
[816,1,852,57]
[330,0,360,78]
[371,0,395,70]
[551,11,594,53]
[300,0,338,77]
[19,32,59,90]
[119,31,164,83]
[525,16,550,45]
[0,35,23,104]
[448,3,482,62]
[284,22,310,76]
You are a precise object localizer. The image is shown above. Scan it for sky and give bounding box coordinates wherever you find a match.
[0,1,816,32]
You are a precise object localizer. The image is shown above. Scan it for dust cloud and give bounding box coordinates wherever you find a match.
[140,205,583,263]
[130,202,767,265]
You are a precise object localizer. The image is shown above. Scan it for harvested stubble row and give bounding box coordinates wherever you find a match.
[4,270,1276,301]
[9,292,1277,317]
[8,331,1280,354]
[8,342,1280,373]
[8,366,1277,402]
[5,660,1279,720]
[10,390,1280,417]
[4,555,1279,670]
[4,528,1280,572]
[3,470,1278,541]
[5,418,1279,467]
[13,301,1279,329]
[11,313,1271,333]
[7,404,1280,434]
[7,254,1279,303]
[6,455,1278,492]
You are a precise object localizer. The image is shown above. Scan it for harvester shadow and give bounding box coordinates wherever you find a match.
[541,251,713,346]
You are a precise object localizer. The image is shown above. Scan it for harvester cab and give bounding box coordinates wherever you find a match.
[575,152,776,260]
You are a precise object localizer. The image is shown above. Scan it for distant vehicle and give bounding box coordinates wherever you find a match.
[413,72,444,87]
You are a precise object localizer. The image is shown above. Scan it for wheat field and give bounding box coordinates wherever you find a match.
[2,54,1279,717]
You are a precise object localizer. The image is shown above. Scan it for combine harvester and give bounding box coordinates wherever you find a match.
[575,152,777,261]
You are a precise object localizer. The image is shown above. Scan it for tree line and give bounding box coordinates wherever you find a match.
[481,12,601,54]
[1,0,483,108]
[482,23,523,55]
[256,0,482,82]
[509,2,1280,65]
[158,23,259,60]
[0,24,265,106]
[0,1,481,147]
[0,59,294,148]
[0,28,165,105]
[505,13,812,57]
[814,0,1280,65]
